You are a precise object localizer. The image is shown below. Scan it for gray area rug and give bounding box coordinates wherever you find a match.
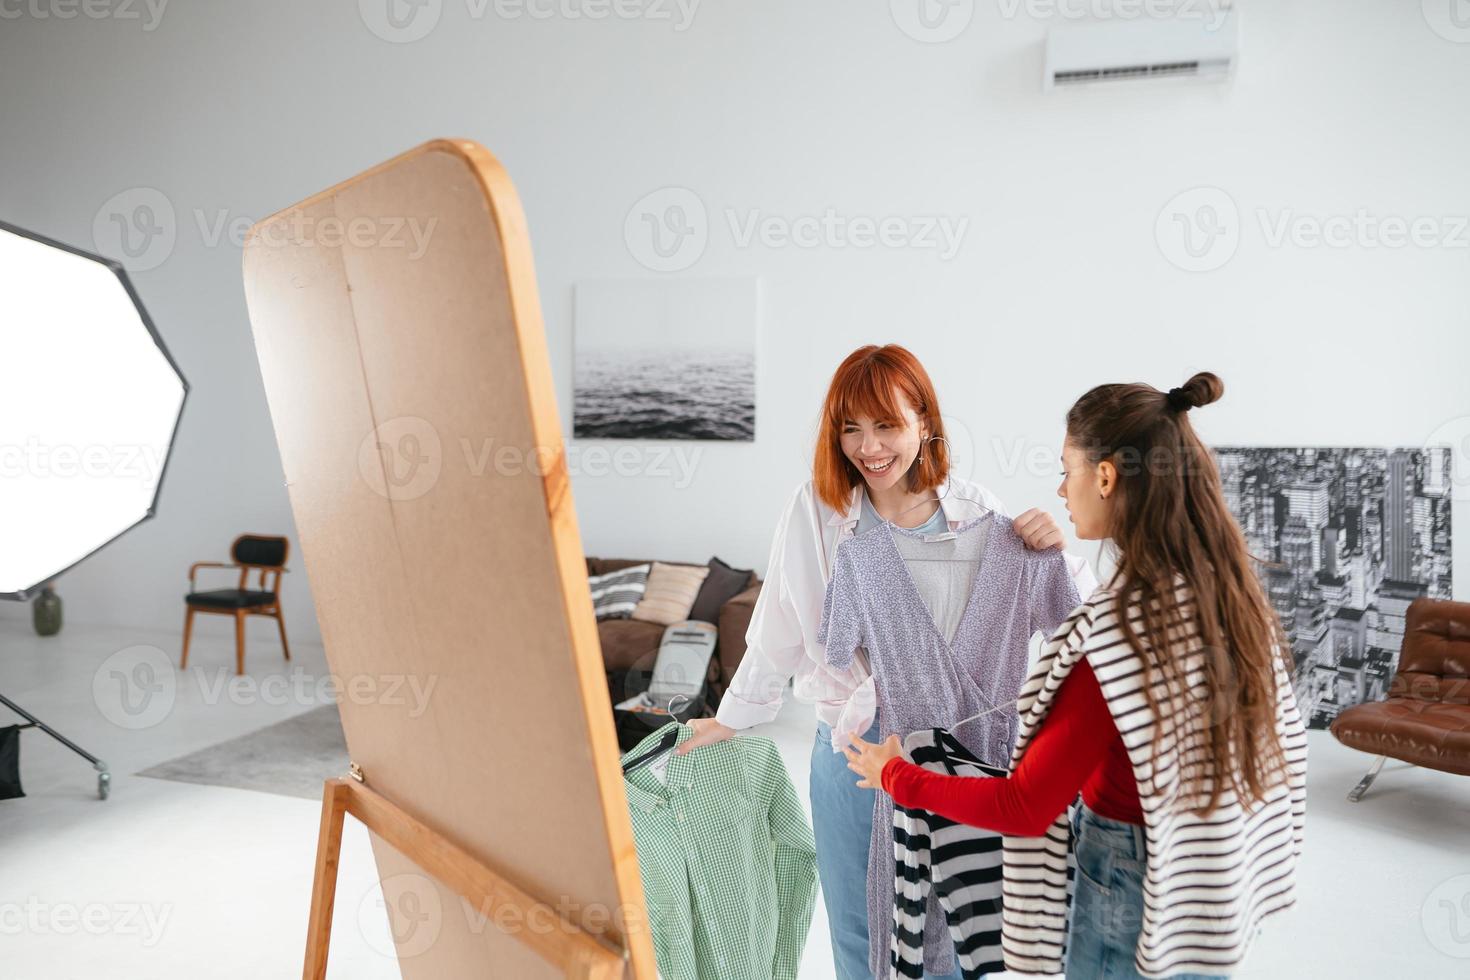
[136,704,348,800]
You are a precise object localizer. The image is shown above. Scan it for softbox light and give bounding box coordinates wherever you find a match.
[0,221,188,599]
[0,219,188,801]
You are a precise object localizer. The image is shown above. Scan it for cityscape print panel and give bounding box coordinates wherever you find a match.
[1214,447,1453,730]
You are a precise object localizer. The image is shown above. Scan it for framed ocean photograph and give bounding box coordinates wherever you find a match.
[573,278,757,441]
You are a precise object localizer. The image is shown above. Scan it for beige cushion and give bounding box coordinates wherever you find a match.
[630,561,710,626]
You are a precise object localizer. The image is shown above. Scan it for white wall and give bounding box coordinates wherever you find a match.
[0,1,1466,647]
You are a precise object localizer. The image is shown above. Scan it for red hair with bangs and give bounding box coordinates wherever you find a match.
[813,344,950,513]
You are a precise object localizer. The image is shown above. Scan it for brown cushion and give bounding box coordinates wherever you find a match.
[688,556,754,625]
[587,557,657,578]
[1331,699,1470,777]
[596,618,666,672]
[631,561,710,626]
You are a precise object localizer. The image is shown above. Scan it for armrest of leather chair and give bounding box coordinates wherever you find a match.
[714,580,762,702]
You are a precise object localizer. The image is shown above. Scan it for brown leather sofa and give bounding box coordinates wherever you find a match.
[1330,597,1470,801]
[586,557,762,707]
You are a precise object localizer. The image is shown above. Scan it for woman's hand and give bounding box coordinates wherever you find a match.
[1013,508,1065,552]
[676,717,736,755]
[842,733,904,790]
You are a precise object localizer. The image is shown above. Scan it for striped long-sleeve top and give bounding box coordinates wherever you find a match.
[999,580,1309,978]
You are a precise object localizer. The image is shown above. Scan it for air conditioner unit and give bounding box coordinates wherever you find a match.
[1043,6,1239,91]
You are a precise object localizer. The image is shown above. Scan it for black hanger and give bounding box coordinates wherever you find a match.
[622,724,679,775]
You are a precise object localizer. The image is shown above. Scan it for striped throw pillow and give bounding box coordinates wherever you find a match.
[630,561,711,627]
[589,563,650,620]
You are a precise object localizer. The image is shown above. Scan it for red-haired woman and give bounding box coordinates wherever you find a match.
[679,344,1097,979]
[845,373,1309,979]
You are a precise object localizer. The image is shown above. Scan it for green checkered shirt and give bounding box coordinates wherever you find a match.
[622,722,817,980]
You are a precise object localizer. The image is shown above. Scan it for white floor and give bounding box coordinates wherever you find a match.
[2,617,1469,979]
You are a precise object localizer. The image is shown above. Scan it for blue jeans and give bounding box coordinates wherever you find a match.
[1065,804,1228,979]
[811,716,964,980]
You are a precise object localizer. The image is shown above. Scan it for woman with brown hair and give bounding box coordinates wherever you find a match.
[846,372,1309,979]
[679,344,1097,979]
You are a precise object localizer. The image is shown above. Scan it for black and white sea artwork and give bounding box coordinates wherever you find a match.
[574,278,756,441]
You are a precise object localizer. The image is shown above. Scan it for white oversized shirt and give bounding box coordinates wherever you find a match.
[716,476,1099,745]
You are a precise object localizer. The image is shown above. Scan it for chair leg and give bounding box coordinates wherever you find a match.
[181,607,196,670]
[1347,755,1387,803]
[276,612,291,662]
[235,610,247,676]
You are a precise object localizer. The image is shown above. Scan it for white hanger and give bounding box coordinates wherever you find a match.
[866,437,989,563]
[945,696,1022,736]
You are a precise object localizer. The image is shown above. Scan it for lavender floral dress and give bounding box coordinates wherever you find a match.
[817,510,1081,978]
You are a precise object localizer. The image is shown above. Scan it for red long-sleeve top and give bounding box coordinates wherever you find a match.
[881,658,1143,835]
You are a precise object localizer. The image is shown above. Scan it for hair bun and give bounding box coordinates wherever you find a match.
[1168,372,1223,412]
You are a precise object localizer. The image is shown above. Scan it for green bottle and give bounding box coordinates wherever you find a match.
[33,585,62,637]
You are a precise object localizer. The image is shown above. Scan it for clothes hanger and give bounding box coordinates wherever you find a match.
[865,435,990,563]
[944,697,1021,738]
[621,694,690,775]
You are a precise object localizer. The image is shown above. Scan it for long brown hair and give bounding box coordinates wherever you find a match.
[1067,372,1291,815]
[813,345,950,513]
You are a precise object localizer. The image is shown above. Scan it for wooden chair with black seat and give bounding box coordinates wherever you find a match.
[180,534,291,675]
